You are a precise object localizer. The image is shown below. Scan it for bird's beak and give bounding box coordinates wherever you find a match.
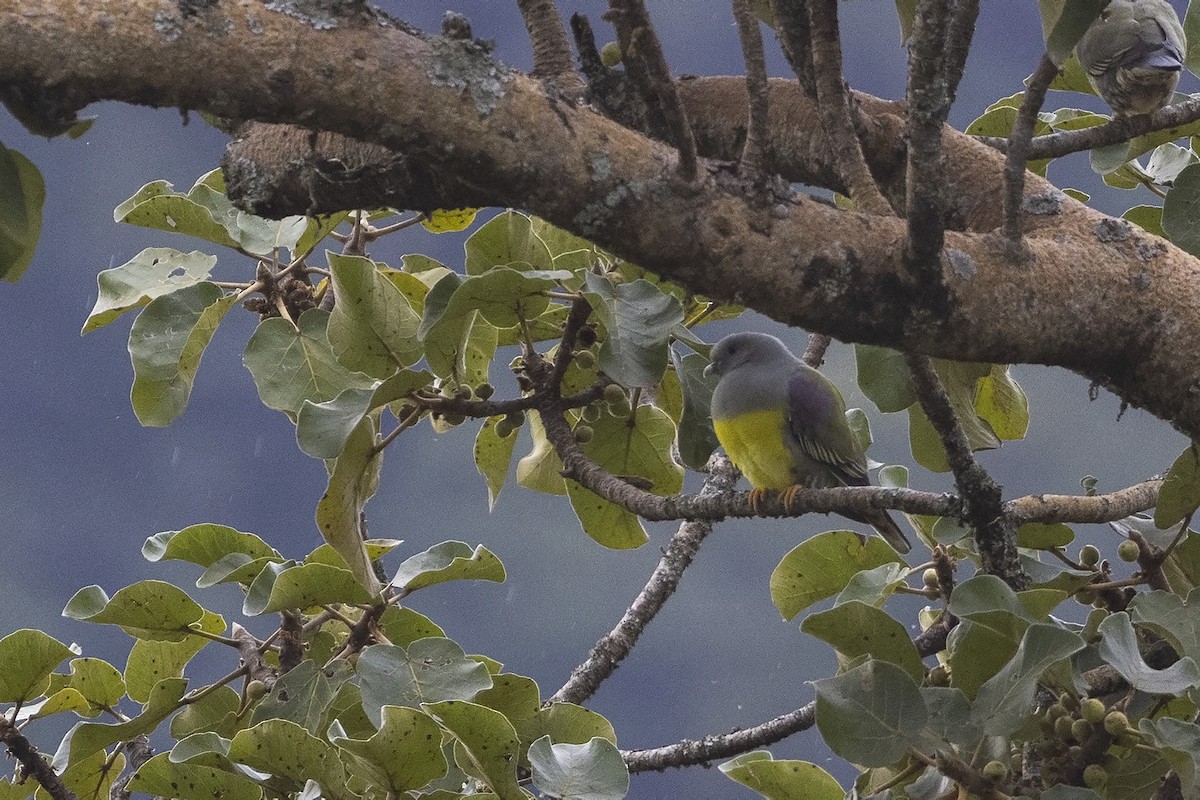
[703,362,718,379]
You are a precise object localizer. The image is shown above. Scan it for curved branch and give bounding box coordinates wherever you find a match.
[622,703,816,772]
[552,454,737,705]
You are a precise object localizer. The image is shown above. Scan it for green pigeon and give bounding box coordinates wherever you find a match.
[1075,0,1185,117]
[705,332,911,554]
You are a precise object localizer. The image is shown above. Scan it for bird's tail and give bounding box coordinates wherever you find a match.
[849,508,912,554]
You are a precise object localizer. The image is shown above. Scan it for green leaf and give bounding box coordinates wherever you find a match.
[315,417,385,596]
[528,736,628,800]
[566,405,682,549]
[719,752,844,800]
[802,601,925,681]
[945,576,1038,696]
[129,752,263,800]
[46,658,124,714]
[516,411,567,495]
[530,702,617,749]
[62,677,187,764]
[1128,589,1200,664]
[1138,717,1200,792]
[115,170,306,256]
[243,561,375,615]
[1156,444,1200,529]
[894,0,915,42]
[294,212,350,257]
[855,345,916,413]
[0,142,44,282]
[243,308,374,414]
[969,623,1086,735]
[392,541,506,592]
[63,580,206,641]
[770,532,906,620]
[83,248,216,333]
[475,416,519,509]
[1123,204,1165,236]
[378,606,446,648]
[423,700,526,800]
[125,610,224,703]
[170,686,241,740]
[1038,0,1104,65]
[0,630,74,703]
[1164,164,1200,256]
[920,686,983,751]
[128,283,235,427]
[143,523,279,568]
[421,268,561,381]
[424,207,481,234]
[671,350,720,470]
[1016,522,1075,549]
[835,562,910,608]
[974,365,1029,440]
[565,482,648,550]
[356,639,493,725]
[1097,611,1200,694]
[464,209,555,274]
[43,748,122,800]
[227,719,348,797]
[813,659,927,768]
[296,368,433,459]
[330,704,448,793]
[251,660,353,734]
[583,273,683,387]
[326,253,423,378]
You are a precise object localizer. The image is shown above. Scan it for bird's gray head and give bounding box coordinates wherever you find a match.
[705,332,795,379]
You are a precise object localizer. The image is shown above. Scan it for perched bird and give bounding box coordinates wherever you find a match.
[705,332,911,554]
[1075,0,1186,117]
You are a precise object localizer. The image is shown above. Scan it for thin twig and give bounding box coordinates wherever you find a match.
[1002,55,1058,243]
[903,0,953,276]
[604,0,698,181]
[905,354,1027,588]
[766,0,814,95]
[623,703,816,772]
[552,453,737,705]
[800,333,831,368]
[0,718,75,800]
[805,0,891,214]
[516,0,585,95]
[731,0,769,171]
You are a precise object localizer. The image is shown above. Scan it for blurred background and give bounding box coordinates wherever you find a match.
[0,2,1189,795]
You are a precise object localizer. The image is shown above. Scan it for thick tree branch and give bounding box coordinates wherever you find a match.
[7,3,1200,439]
[552,453,737,706]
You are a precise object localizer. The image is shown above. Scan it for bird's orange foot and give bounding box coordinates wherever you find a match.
[779,484,805,512]
[747,487,771,515]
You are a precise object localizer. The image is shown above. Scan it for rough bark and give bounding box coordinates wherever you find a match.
[3,1,1200,438]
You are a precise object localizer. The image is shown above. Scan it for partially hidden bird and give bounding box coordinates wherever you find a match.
[705,332,912,554]
[1075,0,1186,117]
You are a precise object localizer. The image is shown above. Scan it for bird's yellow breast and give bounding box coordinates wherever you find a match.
[712,409,796,489]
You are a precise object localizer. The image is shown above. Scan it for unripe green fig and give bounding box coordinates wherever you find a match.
[475,383,495,400]
[1117,539,1140,562]
[600,41,622,67]
[922,568,939,589]
[574,424,594,444]
[1083,764,1108,789]
[1081,698,1106,724]
[603,384,627,404]
[1071,719,1091,741]
[1079,544,1101,567]
[982,760,1007,781]
[574,349,597,370]
[1103,710,1130,736]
